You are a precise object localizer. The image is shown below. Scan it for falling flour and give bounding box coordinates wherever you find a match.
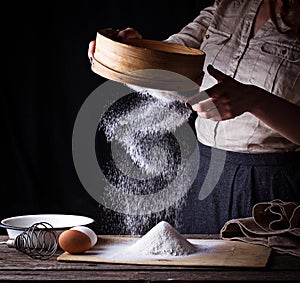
[100,91,191,175]
[128,221,197,256]
[97,88,196,235]
[126,84,186,103]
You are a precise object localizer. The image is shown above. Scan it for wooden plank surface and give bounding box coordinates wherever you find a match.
[57,235,271,268]
[1,235,300,281]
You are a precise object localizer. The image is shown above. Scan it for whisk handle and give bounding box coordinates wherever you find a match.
[6,239,15,248]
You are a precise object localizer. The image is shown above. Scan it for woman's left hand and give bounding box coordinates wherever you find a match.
[88,27,142,63]
[186,64,257,121]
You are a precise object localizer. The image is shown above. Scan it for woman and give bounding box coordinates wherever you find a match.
[88,0,300,233]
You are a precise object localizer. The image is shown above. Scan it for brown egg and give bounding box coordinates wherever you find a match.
[58,226,97,254]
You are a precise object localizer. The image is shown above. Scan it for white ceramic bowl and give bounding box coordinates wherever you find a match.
[0,214,95,239]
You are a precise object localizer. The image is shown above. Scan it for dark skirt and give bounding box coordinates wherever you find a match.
[175,141,300,234]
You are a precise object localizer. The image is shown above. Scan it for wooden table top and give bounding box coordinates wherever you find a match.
[0,234,299,281]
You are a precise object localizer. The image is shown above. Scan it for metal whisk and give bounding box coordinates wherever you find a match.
[3,222,58,260]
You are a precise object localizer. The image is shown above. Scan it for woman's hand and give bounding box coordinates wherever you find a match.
[186,64,300,145]
[117,27,142,41]
[186,64,257,121]
[88,40,96,62]
[88,27,142,62]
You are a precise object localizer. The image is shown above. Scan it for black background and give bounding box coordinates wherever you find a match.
[2,1,213,234]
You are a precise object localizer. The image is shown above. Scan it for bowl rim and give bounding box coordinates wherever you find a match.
[0,214,95,231]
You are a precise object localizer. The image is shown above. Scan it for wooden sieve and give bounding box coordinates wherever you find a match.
[91,28,205,92]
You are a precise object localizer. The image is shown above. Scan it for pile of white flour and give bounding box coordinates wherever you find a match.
[128,221,197,256]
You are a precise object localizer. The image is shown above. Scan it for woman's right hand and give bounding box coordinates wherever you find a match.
[88,27,142,62]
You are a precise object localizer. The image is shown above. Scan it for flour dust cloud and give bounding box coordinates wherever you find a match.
[96,89,198,235]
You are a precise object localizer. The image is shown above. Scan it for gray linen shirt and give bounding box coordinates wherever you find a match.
[166,0,300,153]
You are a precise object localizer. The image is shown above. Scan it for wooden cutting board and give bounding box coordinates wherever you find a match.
[57,235,271,267]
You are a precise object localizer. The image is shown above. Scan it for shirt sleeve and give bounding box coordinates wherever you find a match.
[164,1,218,49]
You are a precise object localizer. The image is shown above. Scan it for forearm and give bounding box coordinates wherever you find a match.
[250,86,300,146]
